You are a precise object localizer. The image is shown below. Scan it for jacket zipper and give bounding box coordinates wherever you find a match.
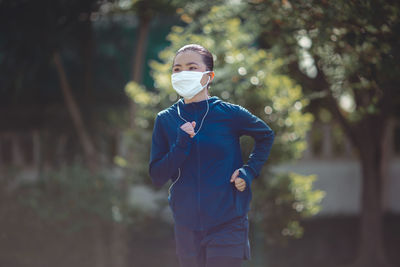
[195,109,203,230]
[197,136,203,230]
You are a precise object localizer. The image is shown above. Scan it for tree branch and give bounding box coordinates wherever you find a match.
[53,52,98,172]
[288,60,359,148]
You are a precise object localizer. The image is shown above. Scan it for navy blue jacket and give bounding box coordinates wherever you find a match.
[149,96,274,230]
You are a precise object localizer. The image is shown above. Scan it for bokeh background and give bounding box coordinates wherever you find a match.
[0,1,399,267]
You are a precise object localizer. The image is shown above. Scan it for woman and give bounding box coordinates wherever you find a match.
[149,44,274,267]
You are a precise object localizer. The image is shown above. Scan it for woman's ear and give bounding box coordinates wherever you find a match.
[209,71,215,82]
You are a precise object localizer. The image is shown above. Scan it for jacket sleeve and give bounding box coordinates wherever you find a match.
[149,114,194,187]
[234,105,274,186]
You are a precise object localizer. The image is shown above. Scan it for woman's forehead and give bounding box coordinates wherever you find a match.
[174,51,205,66]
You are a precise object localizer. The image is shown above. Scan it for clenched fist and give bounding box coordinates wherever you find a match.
[180,121,196,138]
[230,169,246,192]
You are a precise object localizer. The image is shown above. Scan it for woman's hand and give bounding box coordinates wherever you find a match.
[180,121,196,138]
[230,169,246,192]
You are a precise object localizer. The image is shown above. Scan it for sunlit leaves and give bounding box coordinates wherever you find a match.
[114,155,128,167]
[125,81,152,106]
[253,171,325,245]
[240,0,400,124]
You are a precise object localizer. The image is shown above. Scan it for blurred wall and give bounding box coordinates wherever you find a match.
[275,158,400,215]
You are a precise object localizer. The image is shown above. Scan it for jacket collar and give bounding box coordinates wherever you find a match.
[176,96,220,112]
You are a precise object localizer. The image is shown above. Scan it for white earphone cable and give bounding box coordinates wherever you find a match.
[169,89,210,199]
[177,95,209,137]
[168,168,180,198]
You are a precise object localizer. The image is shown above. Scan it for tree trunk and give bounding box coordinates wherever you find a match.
[129,15,151,128]
[80,18,95,135]
[81,19,94,105]
[356,150,385,266]
[91,222,108,267]
[110,221,128,267]
[107,15,152,267]
[53,52,98,172]
[54,52,111,267]
[351,118,394,267]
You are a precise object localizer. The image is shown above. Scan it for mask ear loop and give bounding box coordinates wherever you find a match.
[205,71,214,97]
[192,72,212,134]
[201,75,211,90]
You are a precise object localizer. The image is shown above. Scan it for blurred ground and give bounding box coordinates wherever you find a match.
[1,201,399,267]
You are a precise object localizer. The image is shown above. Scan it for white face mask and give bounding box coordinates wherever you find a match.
[171,71,211,100]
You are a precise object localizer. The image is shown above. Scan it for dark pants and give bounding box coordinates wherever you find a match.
[178,255,243,267]
[174,216,250,267]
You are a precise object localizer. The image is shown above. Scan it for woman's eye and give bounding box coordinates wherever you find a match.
[189,66,197,70]
[173,68,180,72]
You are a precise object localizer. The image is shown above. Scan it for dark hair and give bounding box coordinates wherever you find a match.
[174,44,214,71]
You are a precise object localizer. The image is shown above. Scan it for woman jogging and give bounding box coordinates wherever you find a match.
[149,44,274,267]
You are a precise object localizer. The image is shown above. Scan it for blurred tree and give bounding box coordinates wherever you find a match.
[108,0,182,187]
[148,3,325,245]
[234,1,399,266]
[0,1,125,266]
[110,0,185,128]
[0,0,100,171]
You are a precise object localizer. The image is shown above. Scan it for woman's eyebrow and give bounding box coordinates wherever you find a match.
[173,62,199,67]
[185,62,199,66]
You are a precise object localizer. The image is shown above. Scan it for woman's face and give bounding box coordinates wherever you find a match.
[173,51,212,86]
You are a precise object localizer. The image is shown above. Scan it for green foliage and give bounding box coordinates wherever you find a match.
[0,0,100,97]
[120,81,161,184]
[19,164,123,231]
[252,172,325,245]
[116,127,154,185]
[241,0,400,122]
[126,81,153,106]
[111,0,179,17]
[10,162,170,235]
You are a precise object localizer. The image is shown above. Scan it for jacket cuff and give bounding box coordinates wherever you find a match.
[238,165,256,187]
[176,127,193,150]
